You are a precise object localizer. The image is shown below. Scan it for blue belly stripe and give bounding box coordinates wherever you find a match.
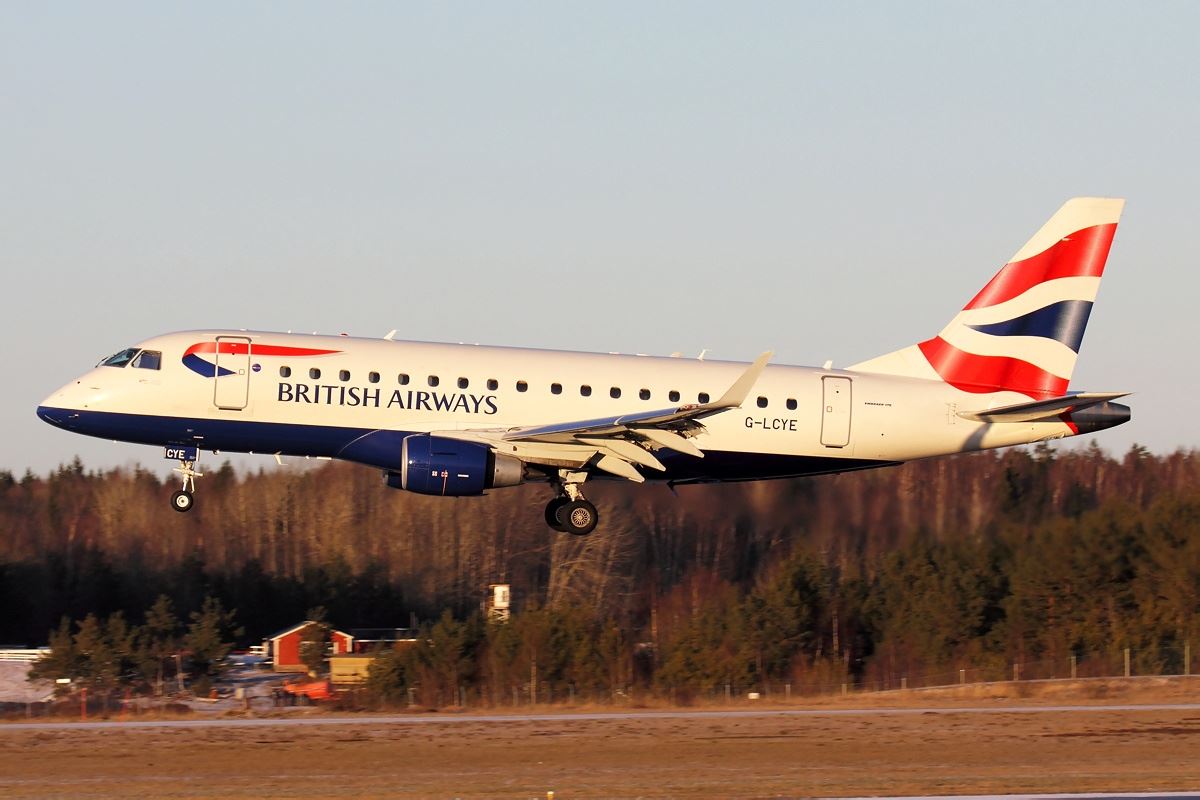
[35,406,893,482]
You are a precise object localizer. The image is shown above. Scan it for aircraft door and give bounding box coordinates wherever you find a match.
[213,336,252,410]
[820,376,852,448]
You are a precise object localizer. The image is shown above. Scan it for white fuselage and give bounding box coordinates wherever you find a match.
[39,330,1077,484]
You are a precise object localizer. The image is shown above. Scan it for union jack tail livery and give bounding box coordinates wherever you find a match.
[851,197,1123,399]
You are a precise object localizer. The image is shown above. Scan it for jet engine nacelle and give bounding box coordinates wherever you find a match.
[386,435,525,496]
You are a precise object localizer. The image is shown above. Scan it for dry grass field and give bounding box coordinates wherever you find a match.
[2,680,1199,799]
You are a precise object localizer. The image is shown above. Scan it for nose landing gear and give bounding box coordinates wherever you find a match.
[170,455,203,513]
[544,471,599,536]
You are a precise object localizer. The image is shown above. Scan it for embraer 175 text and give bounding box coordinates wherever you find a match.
[38,198,1131,535]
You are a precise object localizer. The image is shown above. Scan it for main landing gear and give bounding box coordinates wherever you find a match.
[170,455,203,513]
[545,471,599,536]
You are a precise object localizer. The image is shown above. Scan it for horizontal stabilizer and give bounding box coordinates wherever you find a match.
[958,392,1130,423]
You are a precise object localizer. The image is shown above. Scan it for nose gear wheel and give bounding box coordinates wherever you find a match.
[170,453,203,513]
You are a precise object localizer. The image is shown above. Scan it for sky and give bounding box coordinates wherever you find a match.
[2,2,1197,476]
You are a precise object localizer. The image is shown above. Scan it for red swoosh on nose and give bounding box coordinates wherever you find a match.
[183,343,342,358]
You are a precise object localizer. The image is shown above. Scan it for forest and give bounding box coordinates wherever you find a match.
[3,442,1199,700]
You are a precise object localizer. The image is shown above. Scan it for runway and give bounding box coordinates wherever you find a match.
[3,702,1197,797]
[4,701,1200,731]
[845,796,1200,800]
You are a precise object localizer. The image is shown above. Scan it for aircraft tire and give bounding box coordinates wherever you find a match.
[545,498,569,532]
[171,490,194,513]
[558,499,598,536]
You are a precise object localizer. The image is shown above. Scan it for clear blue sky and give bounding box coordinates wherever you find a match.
[3,2,1196,475]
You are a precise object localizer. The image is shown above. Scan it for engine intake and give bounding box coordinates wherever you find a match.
[386,435,524,496]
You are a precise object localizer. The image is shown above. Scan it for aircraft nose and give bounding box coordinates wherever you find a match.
[37,380,90,429]
[36,404,68,428]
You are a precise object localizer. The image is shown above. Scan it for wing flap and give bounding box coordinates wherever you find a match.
[632,427,705,458]
[594,454,646,483]
[577,437,666,471]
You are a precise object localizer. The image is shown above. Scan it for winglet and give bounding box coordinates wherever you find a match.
[713,351,773,409]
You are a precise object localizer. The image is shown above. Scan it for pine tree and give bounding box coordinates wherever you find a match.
[184,596,242,694]
[139,595,180,695]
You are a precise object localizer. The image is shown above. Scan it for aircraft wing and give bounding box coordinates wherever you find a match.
[438,351,772,482]
[957,391,1130,423]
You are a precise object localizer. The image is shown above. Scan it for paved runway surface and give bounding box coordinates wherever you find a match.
[845,795,1200,800]
[4,701,1200,731]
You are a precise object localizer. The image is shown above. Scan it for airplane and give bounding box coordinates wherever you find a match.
[37,197,1131,535]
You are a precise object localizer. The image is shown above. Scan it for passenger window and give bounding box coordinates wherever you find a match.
[786,398,797,411]
[310,368,321,380]
[428,375,439,387]
[131,351,162,370]
[757,396,768,408]
[516,381,528,392]
[639,389,651,401]
[551,383,562,395]
[698,392,710,403]
[369,372,380,384]
[339,370,351,382]
[610,387,621,399]
[458,377,469,389]
[669,390,680,403]
[487,378,498,391]
[398,373,410,385]
[98,348,140,368]
[280,366,292,378]
[580,385,592,397]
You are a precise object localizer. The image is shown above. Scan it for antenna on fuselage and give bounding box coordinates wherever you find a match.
[384,330,397,340]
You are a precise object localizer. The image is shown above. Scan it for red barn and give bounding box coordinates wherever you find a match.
[265,621,355,673]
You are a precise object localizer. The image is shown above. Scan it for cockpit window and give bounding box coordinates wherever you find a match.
[131,350,162,370]
[98,348,140,368]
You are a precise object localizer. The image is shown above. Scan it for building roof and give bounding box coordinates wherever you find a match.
[265,620,353,642]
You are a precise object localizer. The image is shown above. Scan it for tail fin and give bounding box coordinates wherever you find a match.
[849,197,1124,399]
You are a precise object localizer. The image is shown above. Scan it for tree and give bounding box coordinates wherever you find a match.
[411,611,480,705]
[299,606,332,678]
[138,595,180,695]
[29,617,79,691]
[184,596,242,694]
[366,645,415,706]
